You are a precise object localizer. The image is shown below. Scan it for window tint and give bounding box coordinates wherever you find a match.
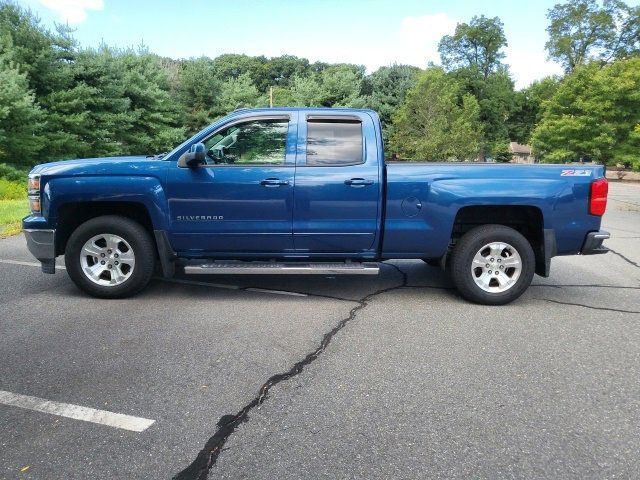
[306,120,363,166]
[204,120,288,165]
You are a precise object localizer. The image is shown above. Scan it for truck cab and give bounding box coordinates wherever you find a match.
[165,108,383,259]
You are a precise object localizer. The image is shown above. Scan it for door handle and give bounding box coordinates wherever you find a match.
[344,178,374,187]
[260,178,290,187]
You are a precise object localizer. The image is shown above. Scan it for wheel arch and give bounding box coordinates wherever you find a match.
[55,202,155,257]
[450,205,551,276]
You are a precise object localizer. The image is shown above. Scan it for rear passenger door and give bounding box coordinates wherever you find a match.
[293,113,381,255]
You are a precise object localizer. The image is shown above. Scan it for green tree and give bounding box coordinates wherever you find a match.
[438,16,515,159]
[217,72,265,114]
[492,140,513,163]
[271,86,295,106]
[391,68,482,161]
[211,54,267,90]
[0,2,76,97]
[354,64,420,141]
[0,55,43,164]
[438,15,507,80]
[532,57,640,169]
[507,76,560,144]
[289,74,326,106]
[177,57,221,133]
[117,49,185,154]
[262,55,310,90]
[545,0,640,73]
[42,47,130,159]
[320,64,364,106]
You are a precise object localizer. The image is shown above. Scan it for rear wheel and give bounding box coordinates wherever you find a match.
[450,224,535,305]
[65,215,155,298]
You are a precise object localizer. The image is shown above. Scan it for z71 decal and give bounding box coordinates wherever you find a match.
[561,169,592,176]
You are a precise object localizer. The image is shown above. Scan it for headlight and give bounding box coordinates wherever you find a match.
[28,174,41,215]
[28,174,40,195]
[29,196,41,214]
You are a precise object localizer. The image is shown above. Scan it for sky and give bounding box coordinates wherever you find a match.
[17,0,636,89]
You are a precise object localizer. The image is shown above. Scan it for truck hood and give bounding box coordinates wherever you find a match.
[30,156,161,176]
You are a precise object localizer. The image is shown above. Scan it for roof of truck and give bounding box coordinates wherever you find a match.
[233,107,377,114]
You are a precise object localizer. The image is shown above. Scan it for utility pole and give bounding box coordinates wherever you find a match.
[269,86,273,108]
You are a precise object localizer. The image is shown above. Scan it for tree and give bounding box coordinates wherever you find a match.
[210,54,267,90]
[391,68,482,161]
[507,76,560,144]
[262,55,310,90]
[354,64,420,141]
[217,73,265,114]
[42,47,130,159]
[545,0,640,73]
[492,140,513,163]
[320,64,363,106]
[438,16,515,160]
[271,86,295,106]
[0,2,76,97]
[438,16,507,80]
[532,57,640,168]
[177,57,221,133]
[289,74,326,106]
[0,55,43,164]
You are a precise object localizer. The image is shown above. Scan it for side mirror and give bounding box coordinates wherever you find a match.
[178,142,206,168]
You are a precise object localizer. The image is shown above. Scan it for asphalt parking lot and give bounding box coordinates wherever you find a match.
[1,181,639,480]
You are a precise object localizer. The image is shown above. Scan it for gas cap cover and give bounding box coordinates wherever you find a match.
[401,196,422,217]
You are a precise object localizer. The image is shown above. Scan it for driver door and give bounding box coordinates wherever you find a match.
[165,113,297,255]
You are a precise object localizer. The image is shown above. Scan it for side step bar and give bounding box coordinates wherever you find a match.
[184,261,380,275]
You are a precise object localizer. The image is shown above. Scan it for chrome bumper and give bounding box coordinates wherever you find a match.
[581,230,610,255]
[24,228,56,273]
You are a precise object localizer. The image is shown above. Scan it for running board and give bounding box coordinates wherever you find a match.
[183,261,380,275]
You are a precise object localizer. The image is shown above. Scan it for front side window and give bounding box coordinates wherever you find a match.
[306,120,363,166]
[204,119,288,165]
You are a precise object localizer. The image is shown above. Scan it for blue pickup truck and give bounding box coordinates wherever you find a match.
[23,107,610,304]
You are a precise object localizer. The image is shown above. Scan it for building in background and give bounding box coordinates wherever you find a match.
[509,142,538,164]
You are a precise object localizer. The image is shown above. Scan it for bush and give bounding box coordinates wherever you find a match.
[492,140,513,163]
[0,163,29,182]
[0,178,26,200]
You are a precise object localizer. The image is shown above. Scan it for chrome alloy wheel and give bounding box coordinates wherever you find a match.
[471,242,522,293]
[80,234,135,286]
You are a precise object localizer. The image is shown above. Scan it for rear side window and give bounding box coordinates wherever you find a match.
[306,120,363,166]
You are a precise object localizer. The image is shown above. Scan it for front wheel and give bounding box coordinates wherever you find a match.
[450,225,535,305]
[65,215,155,298]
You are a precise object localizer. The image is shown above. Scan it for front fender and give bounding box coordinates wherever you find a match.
[44,176,169,230]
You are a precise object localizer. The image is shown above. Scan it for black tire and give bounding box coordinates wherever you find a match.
[65,215,155,298]
[450,224,535,305]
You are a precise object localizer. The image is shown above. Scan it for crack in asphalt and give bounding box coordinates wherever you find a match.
[538,298,640,314]
[608,248,640,269]
[172,260,639,479]
[172,263,408,480]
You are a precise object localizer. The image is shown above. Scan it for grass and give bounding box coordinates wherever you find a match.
[0,199,29,237]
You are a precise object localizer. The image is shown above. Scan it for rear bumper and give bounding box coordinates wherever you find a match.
[581,230,610,255]
[24,228,56,273]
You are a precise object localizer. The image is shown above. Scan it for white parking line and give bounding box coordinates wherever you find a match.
[0,258,307,297]
[0,390,155,432]
[0,258,65,269]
